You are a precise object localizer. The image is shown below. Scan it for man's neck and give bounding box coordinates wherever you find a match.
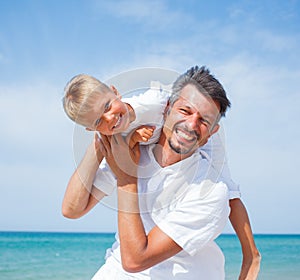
[153,135,189,168]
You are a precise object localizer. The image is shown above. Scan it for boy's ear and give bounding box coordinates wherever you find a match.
[110,85,121,98]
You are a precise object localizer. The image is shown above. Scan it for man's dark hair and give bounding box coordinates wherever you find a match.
[170,66,231,117]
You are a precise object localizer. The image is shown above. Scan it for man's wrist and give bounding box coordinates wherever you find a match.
[117,177,137,188]
[118,183,139,213]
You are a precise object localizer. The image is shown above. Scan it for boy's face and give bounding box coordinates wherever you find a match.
[84,90,130,135]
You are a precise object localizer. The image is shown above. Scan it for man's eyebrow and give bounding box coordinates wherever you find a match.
[178,104,192,110]
[202,114,214,122]
[193,109,215,124]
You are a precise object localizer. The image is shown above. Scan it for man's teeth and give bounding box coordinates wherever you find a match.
[177,130,194,141]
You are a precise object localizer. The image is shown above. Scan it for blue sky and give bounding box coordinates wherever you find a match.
[0,0,299,234]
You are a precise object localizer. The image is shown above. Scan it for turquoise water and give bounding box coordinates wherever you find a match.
[216,234,300,279]
[0,232,299,279]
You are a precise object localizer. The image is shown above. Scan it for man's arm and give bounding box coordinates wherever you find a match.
[117,180,182,272]
[62,133,106,219]
[229,198,261,280]
[101,134,182,272]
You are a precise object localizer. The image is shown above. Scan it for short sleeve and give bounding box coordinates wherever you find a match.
[122,87,169,145]
[155,181,230,256]
[93,161,117,196]
[200,131,241,199]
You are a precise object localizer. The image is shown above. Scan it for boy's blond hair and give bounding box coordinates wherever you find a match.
[62,74,112,126]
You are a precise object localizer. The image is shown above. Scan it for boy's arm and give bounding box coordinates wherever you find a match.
[229,198,261,280]
[62,133,106,219]
[126,125,155,149]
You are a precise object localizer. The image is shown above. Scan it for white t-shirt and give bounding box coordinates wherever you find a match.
[103,82,240,199]
[122,83,170,145]
[92,145,230,280]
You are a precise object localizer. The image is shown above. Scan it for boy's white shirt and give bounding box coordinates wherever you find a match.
[121,81,171,145]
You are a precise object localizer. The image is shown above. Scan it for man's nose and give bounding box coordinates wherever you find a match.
[188,114,200,130]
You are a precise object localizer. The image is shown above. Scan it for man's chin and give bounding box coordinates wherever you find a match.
[168,140,195,155]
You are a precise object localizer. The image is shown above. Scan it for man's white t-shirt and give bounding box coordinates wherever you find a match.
[92,145,230,280]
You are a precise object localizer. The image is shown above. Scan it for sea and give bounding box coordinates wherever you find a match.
[0,232,299,280]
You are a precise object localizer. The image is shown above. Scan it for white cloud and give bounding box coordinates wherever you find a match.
[104,0,165,20]
[213,53,300,232]
[0,83,72,149]
[255,30,299,52]
[0,83,80,231]
[216,53,300,99]
[96,0,194,30]
[0,81,77,206]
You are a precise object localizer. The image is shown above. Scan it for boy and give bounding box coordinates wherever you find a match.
[63,74,168,148]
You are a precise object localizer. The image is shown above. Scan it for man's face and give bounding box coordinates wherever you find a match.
[82,90,130,135]
[163,84,220,156]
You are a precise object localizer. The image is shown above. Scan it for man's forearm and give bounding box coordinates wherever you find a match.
[117,180,148,272]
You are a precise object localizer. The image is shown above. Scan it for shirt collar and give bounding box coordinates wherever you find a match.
[138,144,203,176]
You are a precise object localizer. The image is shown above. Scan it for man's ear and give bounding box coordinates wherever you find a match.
[110,85,121,98]
[210,124,220,136]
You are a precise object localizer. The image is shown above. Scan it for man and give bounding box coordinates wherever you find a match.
[62,66,260,279]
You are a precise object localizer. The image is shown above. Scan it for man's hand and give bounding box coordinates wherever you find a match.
[100,133,140,183]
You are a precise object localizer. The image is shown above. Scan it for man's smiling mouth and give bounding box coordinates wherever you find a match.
[175,128,197,142]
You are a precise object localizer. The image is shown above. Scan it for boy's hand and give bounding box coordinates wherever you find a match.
[126,125,155,149]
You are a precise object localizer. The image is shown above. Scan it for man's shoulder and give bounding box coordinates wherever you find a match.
[197,179,228,200]
[184,155,229,198]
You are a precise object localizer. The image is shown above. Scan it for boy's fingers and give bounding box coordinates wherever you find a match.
[147,125,156,131]
[145,129,154,135]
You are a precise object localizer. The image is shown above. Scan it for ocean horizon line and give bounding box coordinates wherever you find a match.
[1,230,300,236]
